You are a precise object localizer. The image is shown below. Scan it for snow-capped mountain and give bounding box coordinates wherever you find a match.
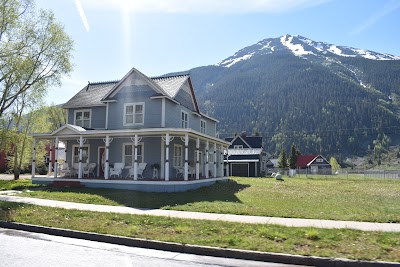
[216,34,400,68]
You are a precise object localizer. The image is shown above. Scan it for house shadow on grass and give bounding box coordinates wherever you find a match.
[38,180,250,210]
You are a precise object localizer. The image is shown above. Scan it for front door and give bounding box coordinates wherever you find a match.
[98,147,105,177]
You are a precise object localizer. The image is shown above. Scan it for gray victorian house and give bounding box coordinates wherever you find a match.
[31,67,230,192]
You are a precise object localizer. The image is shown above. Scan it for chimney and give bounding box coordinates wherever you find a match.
[241,131,247,139]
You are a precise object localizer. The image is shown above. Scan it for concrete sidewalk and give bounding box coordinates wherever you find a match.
[0,194,399,232]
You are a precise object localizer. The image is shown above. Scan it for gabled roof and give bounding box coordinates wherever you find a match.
[50,124,87,136]
[61,66,208,119]
[226,135,263,149]
[152,75,188,98]
[62,81,117,108]
[296,155,320,168]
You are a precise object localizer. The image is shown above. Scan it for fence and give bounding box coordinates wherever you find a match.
[364,170,400,179]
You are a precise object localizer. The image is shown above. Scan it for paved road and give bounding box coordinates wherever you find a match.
[0,228,306,267]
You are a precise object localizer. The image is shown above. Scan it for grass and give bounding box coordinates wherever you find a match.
[17,176,400,223]
[0,201,399,262]
[0,179,40,191]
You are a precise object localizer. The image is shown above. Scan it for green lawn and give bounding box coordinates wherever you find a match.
[11,176,400,223]
[1,201,399,262]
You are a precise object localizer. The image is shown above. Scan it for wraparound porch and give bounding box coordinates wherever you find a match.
[31,125,230,191]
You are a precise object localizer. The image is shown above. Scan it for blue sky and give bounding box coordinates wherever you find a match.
[35,0,400,104]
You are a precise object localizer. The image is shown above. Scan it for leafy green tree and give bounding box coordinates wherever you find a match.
[0,0,73,118]
[288,144,298,169]
[278,148,288,169]
[329,157,341,171]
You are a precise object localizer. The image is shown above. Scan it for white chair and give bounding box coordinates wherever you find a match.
[110,162,124,178]
[126,163,147,179]
[137,163,147,179]
[59,163,72,177]
[175,167,184,178]
[83,163,96,177]
[188,166,196,178]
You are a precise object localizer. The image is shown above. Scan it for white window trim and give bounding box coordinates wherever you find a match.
[234,145,244,149]
[74,109,91,128]
[200,119,206,134]
[122,142,144,167]
[173,144,183,167]
[72,144,90,165]
[123,102,145,126]
[181,110,189,129]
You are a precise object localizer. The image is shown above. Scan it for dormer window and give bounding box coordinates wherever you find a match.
[181,110,188,128]
[234,145,243,149]
[124,103,144,126]
[74,110,91,128]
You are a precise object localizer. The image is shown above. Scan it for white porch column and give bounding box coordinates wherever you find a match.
[105,136,110,179]
[165,133,170,181]
[213,143,217,178]
[160,137,165,179]
[184,134,189,181]
[31,138,36,178]
[225,147,230,176]
[196,138,200,180]
[78,136,83,179]
[48,141,53,176]
[54,137,59,178]
[205,141,209,178]
[219,148,224,177]
[133,134,138,180]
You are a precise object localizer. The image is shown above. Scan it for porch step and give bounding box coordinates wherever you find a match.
[51,181,85,188]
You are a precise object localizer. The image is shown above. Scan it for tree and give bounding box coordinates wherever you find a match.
[0,0,73,118]
[278,147,288,169]
[288,144,298,169]
[329,157,341,171]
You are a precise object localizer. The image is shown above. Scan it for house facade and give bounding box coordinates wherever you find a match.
[31,67,230,191]
[296,154,332,174]
[224,132,264,177]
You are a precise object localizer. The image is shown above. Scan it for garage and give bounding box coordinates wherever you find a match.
[231,163,249,177]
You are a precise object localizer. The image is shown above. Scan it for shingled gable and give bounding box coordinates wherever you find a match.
[152,75,200,114]
[101,67,166,101]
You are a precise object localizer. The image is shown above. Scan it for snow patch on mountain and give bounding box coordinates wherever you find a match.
[280,35,313,56]
[217,52,254,67]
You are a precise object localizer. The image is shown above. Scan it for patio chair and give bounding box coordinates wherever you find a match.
[188,165,196,178]
[137,162,147,179]
[126,163,147,179]
[110,162,125,178]
[83,163,96,177]
[59,163,72,177]
[175,166,184,178]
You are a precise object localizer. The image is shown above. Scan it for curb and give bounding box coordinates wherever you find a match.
[1,221,399,267]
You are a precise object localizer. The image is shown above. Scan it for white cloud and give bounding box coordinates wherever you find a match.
[75,0,90,32]
[350,0,400,35]
[81,0,329,14]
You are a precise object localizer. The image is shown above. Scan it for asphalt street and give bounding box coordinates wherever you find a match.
[0,228,307,267]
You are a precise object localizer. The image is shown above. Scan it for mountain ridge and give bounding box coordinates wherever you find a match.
[175,35,400,159]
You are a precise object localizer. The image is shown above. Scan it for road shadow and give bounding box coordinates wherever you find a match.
[35,179,250,209]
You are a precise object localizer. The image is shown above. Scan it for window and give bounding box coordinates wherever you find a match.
[181,111,188,128]
[124,103,144,126]
[74,110,91,128]
[316,158,323,163]
[174,144,183,167]
[200,120,206,134]
[234,145,243,149]
[123,143,144,167]
[72,145,90,165]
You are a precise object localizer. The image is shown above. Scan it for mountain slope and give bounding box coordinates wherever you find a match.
[187,35,400,158]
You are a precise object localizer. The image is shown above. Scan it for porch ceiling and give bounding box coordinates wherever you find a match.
[31,127,230,146]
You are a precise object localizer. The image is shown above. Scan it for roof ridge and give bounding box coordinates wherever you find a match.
[151,73,189,80]
[88,80,120,85]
